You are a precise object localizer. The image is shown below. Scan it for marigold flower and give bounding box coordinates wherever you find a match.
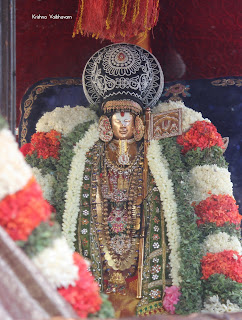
[58,252,102,318]
[26,130,61,159]
[201,251,242,283]
[194,194,241,227]
[0,177,52,241]
[177,120,224,154]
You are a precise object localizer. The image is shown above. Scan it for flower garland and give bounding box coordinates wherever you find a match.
[156,136,202,314]
[194,194,241,227]
[147,140,181,286]
[0,177,51,241]
[36,105,98,136]
[202,295,241,313]
[163,286,181,314]
[58,252,102,318]
[24,130,62,159]
[177,120,224,154]
[20,102,241,315]
[203,232,242,255]
[62,123,99,250]
[32,167,55,203]
[0,121,110,318]
[32,237,79,288]
[189,164,233,204]
[0,128,32,200]
[201,250,242,283]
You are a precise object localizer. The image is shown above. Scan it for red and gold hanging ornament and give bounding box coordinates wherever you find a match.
[72,0,160,43]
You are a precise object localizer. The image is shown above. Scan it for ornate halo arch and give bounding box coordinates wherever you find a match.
[82,43,164,110]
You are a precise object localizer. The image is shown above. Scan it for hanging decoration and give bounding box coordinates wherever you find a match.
[72,0,160,42]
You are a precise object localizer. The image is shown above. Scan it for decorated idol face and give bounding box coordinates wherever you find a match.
[111,112,135,140]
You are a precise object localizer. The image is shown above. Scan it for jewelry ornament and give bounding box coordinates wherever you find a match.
[134,116,145,141]
[98,115,113,142]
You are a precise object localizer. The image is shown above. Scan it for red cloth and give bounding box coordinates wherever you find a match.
[16,0,242,124]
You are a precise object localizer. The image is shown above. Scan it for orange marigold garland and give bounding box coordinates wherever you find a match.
[58,252,102,318]
[0,177,51,241]
[201,251,242,283]
[193,194,241,227]
[23,130,62,159]
[177,120,224,154]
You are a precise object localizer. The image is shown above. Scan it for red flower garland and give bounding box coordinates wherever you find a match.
[193,194,241,227]
[58,253,102,318]
[20,142,32,157]
[177,120,224,154]
[201,251,242,283]
[0,177,51,241]
[24,130,61,159]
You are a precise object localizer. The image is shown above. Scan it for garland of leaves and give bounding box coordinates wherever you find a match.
[180,132,242,312]
[17,220,61,257]
[26,121,95,224]
[202,274,242,307]
[184,146,228,170]
[158,137,203,314]
[52,121,95,224]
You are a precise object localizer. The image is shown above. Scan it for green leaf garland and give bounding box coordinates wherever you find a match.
[159,137,203,314]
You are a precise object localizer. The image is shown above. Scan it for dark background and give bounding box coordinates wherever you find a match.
[16,0,242,123]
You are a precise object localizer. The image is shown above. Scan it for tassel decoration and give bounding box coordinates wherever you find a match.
[72,0,160,43]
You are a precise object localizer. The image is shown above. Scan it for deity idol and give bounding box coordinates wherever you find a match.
[25,44,242,317]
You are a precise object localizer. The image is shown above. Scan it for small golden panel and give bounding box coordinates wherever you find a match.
[150,108,182,140]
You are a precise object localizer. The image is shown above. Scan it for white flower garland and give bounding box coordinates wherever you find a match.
[62,123,99,250]
[203,232,242,255]
[36,105,98,136]
[32,237,79,289]
[0,129,32,201]
[153,101,210,133]
[202,295,241,313]
[189,164,233,204]
[32,167,55,204]
[147,140,181,285]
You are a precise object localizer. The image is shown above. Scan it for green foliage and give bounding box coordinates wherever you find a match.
[184,146,228,170]
[198,222,241,240]
[25,153,58,175]
[90,293,115,319]
[159,137,203,314]
[52,121,95,224]
[203,274,242,307]
[17,221,61,257]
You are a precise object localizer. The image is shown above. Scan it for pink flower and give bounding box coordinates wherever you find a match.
[163,286,181,314]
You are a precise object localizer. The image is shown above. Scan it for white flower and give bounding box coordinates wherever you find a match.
[153,242,160,249]
[0,129,32,201]
[62,123,99,250]
[148,140,181,285]
[83,193,89,198]
[152,274,159,280]
[32,167,55,203]
[32,237,79,289]
[81,229,87,234]
[152,258,159,264]
[36,105,98,136]
[153,226,159,232]
[149,289,161,299]
[153,100,210,132]
[189,165,233,204]
[202,295,241,313]
[83,209,89,216]
[203,232,242,255]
